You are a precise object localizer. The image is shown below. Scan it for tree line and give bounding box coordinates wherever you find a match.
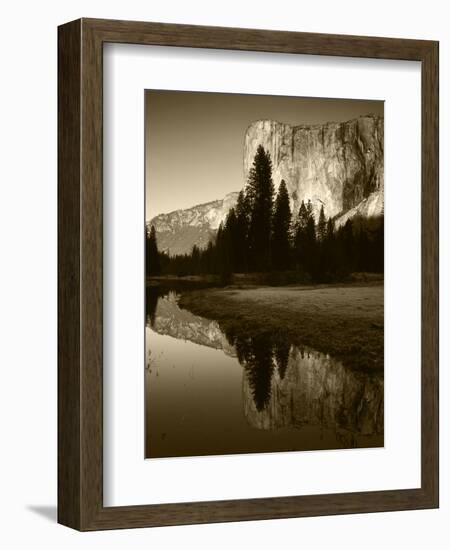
[146,144,383,282]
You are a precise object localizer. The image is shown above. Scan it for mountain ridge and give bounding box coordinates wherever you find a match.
[148,191,239,255]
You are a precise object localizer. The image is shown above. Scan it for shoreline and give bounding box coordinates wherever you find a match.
[178,282,384,373]
[148,271,383,288]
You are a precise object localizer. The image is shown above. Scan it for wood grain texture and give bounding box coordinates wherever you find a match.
[420,40,439,505]
[57,18,439,531]
[79,19,104,530]
[57,19,81,530]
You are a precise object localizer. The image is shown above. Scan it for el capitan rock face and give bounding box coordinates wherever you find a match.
[148,115,384,255]
[244,114,384,224]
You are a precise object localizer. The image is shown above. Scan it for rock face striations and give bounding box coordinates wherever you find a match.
[244,114,384,224]
[243,346,384,440]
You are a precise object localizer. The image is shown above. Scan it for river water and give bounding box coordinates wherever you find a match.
[145,283,384,458]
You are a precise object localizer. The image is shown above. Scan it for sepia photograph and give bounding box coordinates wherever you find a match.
[145,90,384,459]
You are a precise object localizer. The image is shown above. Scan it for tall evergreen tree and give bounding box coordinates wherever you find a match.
[191,245,201,275]
[246,145,274,271]
[304,205,317,275]
[326,217,335,240]
[224,207,239,273]
[215,222,233,283]
[294,200,309,268]
[294,199,316,274]
[356,229,369,272]
[324,216,336,275]
[146,225,160,276]
[314,204,328,280]
[235,190,250,272]
[271,180,292,270]
[306,199,314,220]
[204,241,214,274]
[373,218,384,273]
[317,204,327,242]
[341,219,355,273]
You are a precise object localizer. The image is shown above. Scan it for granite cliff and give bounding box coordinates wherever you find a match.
[244,114,384,224]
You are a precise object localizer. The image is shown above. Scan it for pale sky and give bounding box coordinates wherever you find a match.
[145,90,384,221]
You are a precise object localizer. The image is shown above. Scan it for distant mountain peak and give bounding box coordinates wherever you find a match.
[147,191,239,256]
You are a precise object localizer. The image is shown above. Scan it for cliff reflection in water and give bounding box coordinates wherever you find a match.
[145,285,384,455]
[223,328,383,437]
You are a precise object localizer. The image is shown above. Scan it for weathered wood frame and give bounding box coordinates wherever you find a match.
[58,18,439,530]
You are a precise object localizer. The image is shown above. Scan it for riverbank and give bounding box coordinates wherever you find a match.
[179,282,384,372]
[148,271,383,287]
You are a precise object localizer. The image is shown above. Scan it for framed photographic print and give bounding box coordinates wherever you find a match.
[58,18,439,530]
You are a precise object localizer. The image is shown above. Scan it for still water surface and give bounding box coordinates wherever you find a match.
[145,283,384,458]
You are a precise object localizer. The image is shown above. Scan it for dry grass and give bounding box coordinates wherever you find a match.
[179,282,384,372]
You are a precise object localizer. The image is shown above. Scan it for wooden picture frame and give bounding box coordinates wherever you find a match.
[58,18,439,530]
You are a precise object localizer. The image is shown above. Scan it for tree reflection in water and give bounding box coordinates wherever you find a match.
[149,292,303,413]
[146,285,159,328]
[225,328,292,411]
[274,339,291,380]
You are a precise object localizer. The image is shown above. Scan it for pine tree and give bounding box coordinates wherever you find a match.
[191,245,201,275]
[373,218,384,273]
[205,241,214,274]
[314,204,327,280]
[246,145,274,271]
[215,222,233,283]
[271,180,292,270]
[294,199,316,274]
[321,218,336,280]
[146,225,160,276]
[317,204,327,242]
[342,219,355,274]
[294,200,309,268]
[224,207,239,273]
[235,190,250,272]
[304,206,317,275]
[306,199,314,220]
[326,217,335,240]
